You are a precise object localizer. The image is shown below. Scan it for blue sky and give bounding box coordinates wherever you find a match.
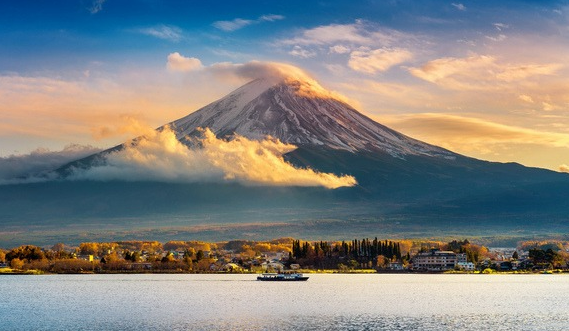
[1,0,569,171]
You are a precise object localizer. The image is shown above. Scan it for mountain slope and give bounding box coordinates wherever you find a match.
[169,78,454,159]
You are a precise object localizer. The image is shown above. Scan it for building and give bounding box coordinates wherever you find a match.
[412,249,460,271]
[388,262,404,270]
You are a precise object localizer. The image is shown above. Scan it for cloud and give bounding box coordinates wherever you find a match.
[213,14,284,32]
[0,144,101,184]
[213,18,253,32]
[70,126,356,189]
[486,34,507,42]
[288,46,316,58]
[386,113,569,152]
[203,60,354,103]
[329,45,351,54]
[259,14,285,22]
[519,94,534,103]
[89,0,106,14]
[167,52,203,72]
[278,20,418,74]
[409,54,563,90]
[348,48,412,74]
[493,23,509,31]
[560,164,569,173]
[452,3,466,11]
[279,20,411,47]
[137,25,182,42]
[92,115,157,140]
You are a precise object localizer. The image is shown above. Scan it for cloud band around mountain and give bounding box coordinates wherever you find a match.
[67,126,357,189]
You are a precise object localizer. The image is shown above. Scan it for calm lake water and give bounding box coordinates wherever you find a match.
[1,273,568,330]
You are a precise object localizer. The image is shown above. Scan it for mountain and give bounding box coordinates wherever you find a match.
[169,77,454,159]
[2,73,569,246]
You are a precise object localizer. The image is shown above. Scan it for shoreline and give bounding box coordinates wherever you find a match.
[2,268,566,275]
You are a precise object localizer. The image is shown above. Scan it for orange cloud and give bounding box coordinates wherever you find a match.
[409,54,563,90]
[348,48,412,74]
[72,126,356,189]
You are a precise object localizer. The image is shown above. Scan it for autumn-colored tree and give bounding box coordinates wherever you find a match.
[10,258,24,270]
[23,259,51,272]
[195,258,215,272]
[101,251,121,264]
[79,242,100,255]
[52,259,96,273]
[0,249,6,263]
[7,245,45,262]
[376,255,389,269]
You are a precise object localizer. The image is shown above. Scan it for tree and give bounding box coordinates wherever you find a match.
[7,245,45,261]
[10,258,24,270]
[512,251,519,260]
[376,255,388,269]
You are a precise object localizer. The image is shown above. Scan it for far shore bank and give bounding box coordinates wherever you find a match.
[2,267,566,276]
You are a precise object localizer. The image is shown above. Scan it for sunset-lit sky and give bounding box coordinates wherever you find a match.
[1,0,569,172]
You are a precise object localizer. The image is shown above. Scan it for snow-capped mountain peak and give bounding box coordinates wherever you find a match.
[169,75,455,159]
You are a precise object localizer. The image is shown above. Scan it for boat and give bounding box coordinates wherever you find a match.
[256,272,309,281]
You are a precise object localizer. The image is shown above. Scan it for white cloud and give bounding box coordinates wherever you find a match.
[493,23,509,31]
[279,20,412,47]
[348,48,413,74]
[213,18,253,32]
[329,45,351,54]
[486,34,507,42]
[204,60,353,103]
[259,14,285,22]
[0,144,101,184]
[138,25,182,42]
[289,46,316,58]
[70,126,356,189]
[167,52,203,72]
[452,3,466,11]
[213,14,284,32]
[89,0,106,14]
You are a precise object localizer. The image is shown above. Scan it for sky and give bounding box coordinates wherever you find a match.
[1,0,569,173]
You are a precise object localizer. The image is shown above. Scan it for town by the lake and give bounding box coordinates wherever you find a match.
[2,238,567,275]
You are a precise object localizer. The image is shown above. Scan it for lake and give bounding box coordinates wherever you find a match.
[1,273,568,330]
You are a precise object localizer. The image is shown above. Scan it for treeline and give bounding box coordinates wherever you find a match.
[290,238,403,269]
